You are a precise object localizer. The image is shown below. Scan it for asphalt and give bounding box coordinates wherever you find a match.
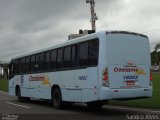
[0,91,160,120]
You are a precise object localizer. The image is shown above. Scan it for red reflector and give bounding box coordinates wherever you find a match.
[103,75,108,81]
[103,68,108,81]
[150,72,152,81]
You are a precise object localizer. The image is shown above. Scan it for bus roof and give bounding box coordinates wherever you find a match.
[11,30,148,60]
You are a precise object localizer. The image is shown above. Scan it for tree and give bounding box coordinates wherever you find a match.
[154,43,160,65]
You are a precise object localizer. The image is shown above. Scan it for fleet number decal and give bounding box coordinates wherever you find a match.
[123,75,138,80]
[78,76,88,80]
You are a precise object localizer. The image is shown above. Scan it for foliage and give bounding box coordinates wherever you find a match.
[0,78,8,92]
[154,43,160,65]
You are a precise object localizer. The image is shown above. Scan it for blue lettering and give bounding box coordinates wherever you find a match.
[78,76,87,80]
[124,75,138,80]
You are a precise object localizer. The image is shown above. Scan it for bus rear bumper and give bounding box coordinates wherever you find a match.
[99,86,152,100]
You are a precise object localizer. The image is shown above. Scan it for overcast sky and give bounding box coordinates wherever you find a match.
[0,0,160,62]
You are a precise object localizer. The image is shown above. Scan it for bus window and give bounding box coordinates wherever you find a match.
[30,55,35,72]
[57,48,63,69]
[9,60,15,79]
[21,58,26,73]
[71,44,77,67]
[17,59,20,74]
[64,46,71,68]
[39,52,45,71]
[88,39,99,66]
[14,59,19,74]
[79,42,88,67]
[45,51,50,70]
[51,49,57,69]
[19,59,23,73]
[25,56,30,73]
[35,54,39,72]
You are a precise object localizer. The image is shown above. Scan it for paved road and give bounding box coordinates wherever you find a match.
[0,91,160,120]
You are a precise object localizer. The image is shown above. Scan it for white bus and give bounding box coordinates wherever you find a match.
[9,31,152,109]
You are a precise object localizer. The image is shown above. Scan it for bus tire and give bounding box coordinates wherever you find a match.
[52,88,63,109]
[87,101,104,110]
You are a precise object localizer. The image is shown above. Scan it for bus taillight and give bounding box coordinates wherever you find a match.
[150,72,152,81]
[102,68,109,87]
[150,71,152,86]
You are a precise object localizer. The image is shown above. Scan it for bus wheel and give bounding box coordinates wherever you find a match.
[52,88,63,109]
[87,101,104,110]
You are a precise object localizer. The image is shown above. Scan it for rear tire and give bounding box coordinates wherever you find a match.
[52,88,63,109]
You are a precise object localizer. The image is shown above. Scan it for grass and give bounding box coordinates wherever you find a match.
[109,72,160,109]
[0,78,8,92]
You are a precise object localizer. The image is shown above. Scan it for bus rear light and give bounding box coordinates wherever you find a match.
[102,68,109,87]
[103,74,108,81]
[150,71,152,86]
[150,72,152,81]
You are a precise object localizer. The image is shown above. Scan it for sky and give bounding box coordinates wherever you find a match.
[0,0,160,62]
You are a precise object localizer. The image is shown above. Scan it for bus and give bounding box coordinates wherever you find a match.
[8,31,152,109]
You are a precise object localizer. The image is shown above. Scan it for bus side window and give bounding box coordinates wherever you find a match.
[23,58,26,73]
[45,51,50,70]
[35,54,39,72]
[71,44,78,68]
[79,42,88,67]
[51,49,57,69]
[30,55,35,72]
[25,56,30,73]
[19,59,22,74]
[64,46,71,68]
[17,59,20,74]
[88,39,99,66]
[14,59,18,74]
[20,58,26,74]
[9,61,14,79]
[39,52,45,71]
[57,48,63,69]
